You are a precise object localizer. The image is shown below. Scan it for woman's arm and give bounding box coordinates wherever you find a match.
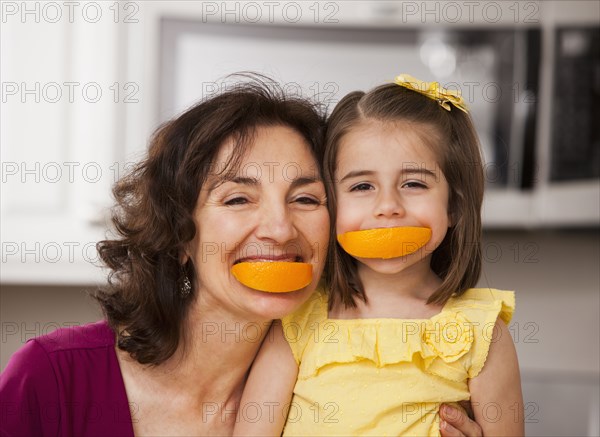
[468,318,524,436]
[233,320,298,437]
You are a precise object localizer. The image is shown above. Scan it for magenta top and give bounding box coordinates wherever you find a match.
[0,321,134,436]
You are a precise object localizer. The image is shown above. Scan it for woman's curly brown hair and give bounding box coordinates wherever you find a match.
[95,75,326,365]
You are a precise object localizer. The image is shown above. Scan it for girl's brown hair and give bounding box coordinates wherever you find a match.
[95,75,326,365]
[324,83,484,309]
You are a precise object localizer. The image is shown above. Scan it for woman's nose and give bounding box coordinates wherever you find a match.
[255,203,299,244]
[373,189,405,218]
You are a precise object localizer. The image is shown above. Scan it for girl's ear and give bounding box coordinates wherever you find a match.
[447,207,456,228]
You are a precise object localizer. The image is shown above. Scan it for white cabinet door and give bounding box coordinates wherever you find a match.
[1,3,147,284]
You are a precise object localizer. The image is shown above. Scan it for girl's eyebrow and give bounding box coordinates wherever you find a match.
[401,168,438,178]
[339,170,375,183]
[339,168,438,183]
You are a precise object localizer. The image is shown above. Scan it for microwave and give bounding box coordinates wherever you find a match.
[161,24,541,194]
[550,26,599,183]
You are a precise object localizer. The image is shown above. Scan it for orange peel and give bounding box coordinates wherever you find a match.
[337,226,432,259]
[231,261,313,293]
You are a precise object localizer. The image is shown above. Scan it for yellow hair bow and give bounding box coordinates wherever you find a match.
[394,74,468,113]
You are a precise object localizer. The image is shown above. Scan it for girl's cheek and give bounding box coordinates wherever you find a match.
[334,206,348,234]
[336,204,362,234]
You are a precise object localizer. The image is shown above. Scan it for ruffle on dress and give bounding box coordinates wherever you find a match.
[282,288,515,382]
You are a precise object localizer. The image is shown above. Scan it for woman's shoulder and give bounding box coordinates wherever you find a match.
[1,320,118,390]
[31,320,116,354]
[0,320,133,436]
[2,320,116,375]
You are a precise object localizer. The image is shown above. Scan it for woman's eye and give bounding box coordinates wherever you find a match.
[350,183,373,192]
[294,196,320,205]
[224,196,248,206]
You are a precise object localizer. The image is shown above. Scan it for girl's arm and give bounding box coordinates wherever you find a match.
[233,320,298,437]
[468,318,524,436]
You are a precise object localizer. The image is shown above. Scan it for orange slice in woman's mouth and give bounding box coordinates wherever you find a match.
[337,227,432,259]
[231,262,313,293]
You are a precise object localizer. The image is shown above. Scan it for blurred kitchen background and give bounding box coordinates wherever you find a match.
[1,1,599,435]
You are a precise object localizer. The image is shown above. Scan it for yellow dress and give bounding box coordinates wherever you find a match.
[281,288,515,436]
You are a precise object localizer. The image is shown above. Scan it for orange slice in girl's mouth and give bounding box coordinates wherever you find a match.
[231,262,313,293]
[337,227,432,259]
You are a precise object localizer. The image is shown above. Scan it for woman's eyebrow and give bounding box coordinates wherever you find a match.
[228,176,260,186]
[207,176,259,193]
[290,176,322,189]
[207,175,321,193]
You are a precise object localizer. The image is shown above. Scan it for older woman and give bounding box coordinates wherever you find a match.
[0,78,481,436]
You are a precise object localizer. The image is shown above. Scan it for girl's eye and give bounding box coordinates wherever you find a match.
[350,182,374,192]
[402,181,427,189]
[224,196,248,206]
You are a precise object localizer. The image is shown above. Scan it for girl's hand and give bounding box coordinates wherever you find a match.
[439,404,483,437]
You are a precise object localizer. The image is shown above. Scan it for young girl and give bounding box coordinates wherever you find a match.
[234,75,523,436]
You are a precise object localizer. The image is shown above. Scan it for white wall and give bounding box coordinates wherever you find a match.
[479,230,599,436]
[480,230,599,374]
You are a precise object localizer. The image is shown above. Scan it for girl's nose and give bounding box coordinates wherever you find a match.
[373,189,405,218]
[255,202,299,245]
